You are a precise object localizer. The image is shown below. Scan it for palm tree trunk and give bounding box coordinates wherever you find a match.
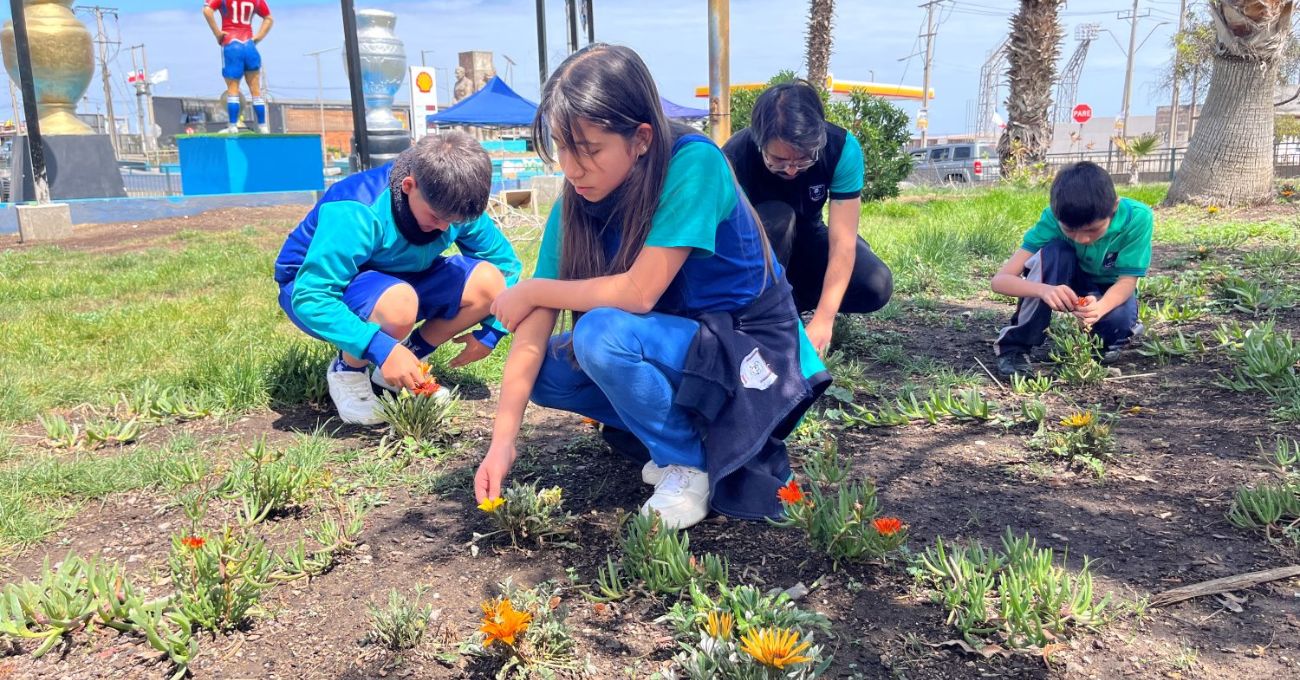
[997,0,1065,176]
[1167,55,1278,205]
[805,0,834,88]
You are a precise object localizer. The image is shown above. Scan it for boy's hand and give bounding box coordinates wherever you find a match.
[448,333,491,368]
[1073,296,1103,327]
[379,344,425,391]
[475,440,517,503]
[489,283,537,332]
[1037,284,1080,312]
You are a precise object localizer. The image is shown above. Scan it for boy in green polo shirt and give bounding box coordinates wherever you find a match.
[991,162,1152,376]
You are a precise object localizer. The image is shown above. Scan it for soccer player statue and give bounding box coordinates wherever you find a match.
[202,1,274,133]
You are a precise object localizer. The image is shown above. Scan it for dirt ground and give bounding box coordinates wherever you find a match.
[2,205,1298,679]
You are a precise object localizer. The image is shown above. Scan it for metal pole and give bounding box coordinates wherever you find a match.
[1168,0,1187,145]
[919,0,939,149]
[82,5,120,155]
[9,0,49,203]
[340,0,370,169]
[565,0,579,54]
[707,0,730,143]
[583,0,594,44]
[535,0,549,89]
[129,46,147,154]
[140,44,155,153]
[1119,0,1140,137]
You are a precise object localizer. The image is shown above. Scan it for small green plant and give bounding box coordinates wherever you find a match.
[267,339,333,407]
[83,416,142,448]
[1141,300,1207,326]
[273,496,368,581]
[799,440,849,485]
[377,388,458,440]
[1137,329,1207,365]
[168,526,274,633]
[1030,410,1116,477]
[915,530,1111,652]
[1244,245,1300,269]
[663,579,831,644]
[1009,373,1052,396]
[221,435,330,525]
[1048,317,1107,386]
[834,387,1000,429]
[771,477,908,569]
[1214,274,1294,316]
[38,413,80,448]
[592,512,729,600]
[1019,399,1048,428]
[124,382,214,422]
[476,481,576,549]
[365,586,435,651]
[1227,438,1300,547]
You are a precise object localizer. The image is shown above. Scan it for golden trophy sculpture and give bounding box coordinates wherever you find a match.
[1,0,95,135]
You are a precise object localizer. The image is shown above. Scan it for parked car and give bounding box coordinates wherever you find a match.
[906,142,1001,185]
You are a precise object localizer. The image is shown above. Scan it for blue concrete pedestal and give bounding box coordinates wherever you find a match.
[177,134,323,195]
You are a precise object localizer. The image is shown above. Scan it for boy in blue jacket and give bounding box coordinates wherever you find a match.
[275,132,521,424]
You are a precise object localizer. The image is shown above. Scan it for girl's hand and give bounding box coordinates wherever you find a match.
[805,313,834,356]
[475,440,518,503]
[490,282,538,332]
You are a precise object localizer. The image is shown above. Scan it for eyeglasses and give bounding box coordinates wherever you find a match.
[761,148,818,173]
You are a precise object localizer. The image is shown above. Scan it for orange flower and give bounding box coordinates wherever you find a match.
[1075,297,1088,307]
[180,536,205,550]
[776,479,805,505]
[873,517,904,537]
[480,598,532,647]
[739,627,812,669]
[411,379,441,397]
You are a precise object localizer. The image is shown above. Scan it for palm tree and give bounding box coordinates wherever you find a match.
[1168,1,1296,206]
[997,0,1065,177]
[805,0,835,88]
[1113,133,1162,185]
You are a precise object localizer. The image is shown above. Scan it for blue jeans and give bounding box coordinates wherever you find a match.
[530,308,705,470]
[994,239,1139,356]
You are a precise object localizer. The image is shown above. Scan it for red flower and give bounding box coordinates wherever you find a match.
[776,480,805,505]
[872,517,904,537]
[181,536,206,550]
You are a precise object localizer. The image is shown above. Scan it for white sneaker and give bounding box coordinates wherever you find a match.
[640,465,710,530]
[327,362,383,425]
[258,123,270,134]
[222,124,239,134]
[370,367,452,403]
[641,460,668,485]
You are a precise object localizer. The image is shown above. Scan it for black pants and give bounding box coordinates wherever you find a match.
[755,200,893,314]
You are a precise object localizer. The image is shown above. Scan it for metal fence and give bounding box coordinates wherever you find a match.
[121,168,182,197]
[1044,144,1300,183]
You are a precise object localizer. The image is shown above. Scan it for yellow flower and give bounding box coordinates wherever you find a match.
[1060,412,1093,429]
[705,611,733,640]
[739,627,812,669]
[1207,205,1220,214]
[478,497,505,512]
[479,598,532,647]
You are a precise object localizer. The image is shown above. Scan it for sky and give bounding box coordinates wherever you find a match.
[0,0,1192,136]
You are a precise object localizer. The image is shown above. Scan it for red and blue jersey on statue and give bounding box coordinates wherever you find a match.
[207,0,271,45]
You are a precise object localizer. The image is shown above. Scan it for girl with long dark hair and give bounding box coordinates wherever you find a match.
[474,44,829,529]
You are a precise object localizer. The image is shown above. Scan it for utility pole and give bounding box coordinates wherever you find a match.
[707,0,730,143]
[1118,0,1146,138]
[564,0,580,54]
[77,5,119,155]
[918,0,942,149]
[128,44,155,154]
[582,0,594,44]
[1167,0,1188,146]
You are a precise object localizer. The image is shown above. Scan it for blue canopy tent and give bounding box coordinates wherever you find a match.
[427,76,538,127]
[660,96,709,120]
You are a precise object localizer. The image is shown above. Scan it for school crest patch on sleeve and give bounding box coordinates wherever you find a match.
[1102,251,1118,269]
[808,184,827,202]
[739,348,777,390]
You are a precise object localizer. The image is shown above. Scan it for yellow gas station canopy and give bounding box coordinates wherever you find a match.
[695,76,934,101]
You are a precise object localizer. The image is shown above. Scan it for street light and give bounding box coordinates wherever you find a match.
[420,49,435,66]
[304,46,342,166]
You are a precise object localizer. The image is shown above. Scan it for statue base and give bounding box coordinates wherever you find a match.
[177,134,325,196]
[352,129,412,172]
[8,135,126,201]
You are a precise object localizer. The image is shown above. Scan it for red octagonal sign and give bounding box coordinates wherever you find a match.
[1072,104,1093,124]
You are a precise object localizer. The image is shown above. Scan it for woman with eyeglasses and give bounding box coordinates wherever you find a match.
[723,81,894,355]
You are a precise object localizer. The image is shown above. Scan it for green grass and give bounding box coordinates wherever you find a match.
[0,433,207,552]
